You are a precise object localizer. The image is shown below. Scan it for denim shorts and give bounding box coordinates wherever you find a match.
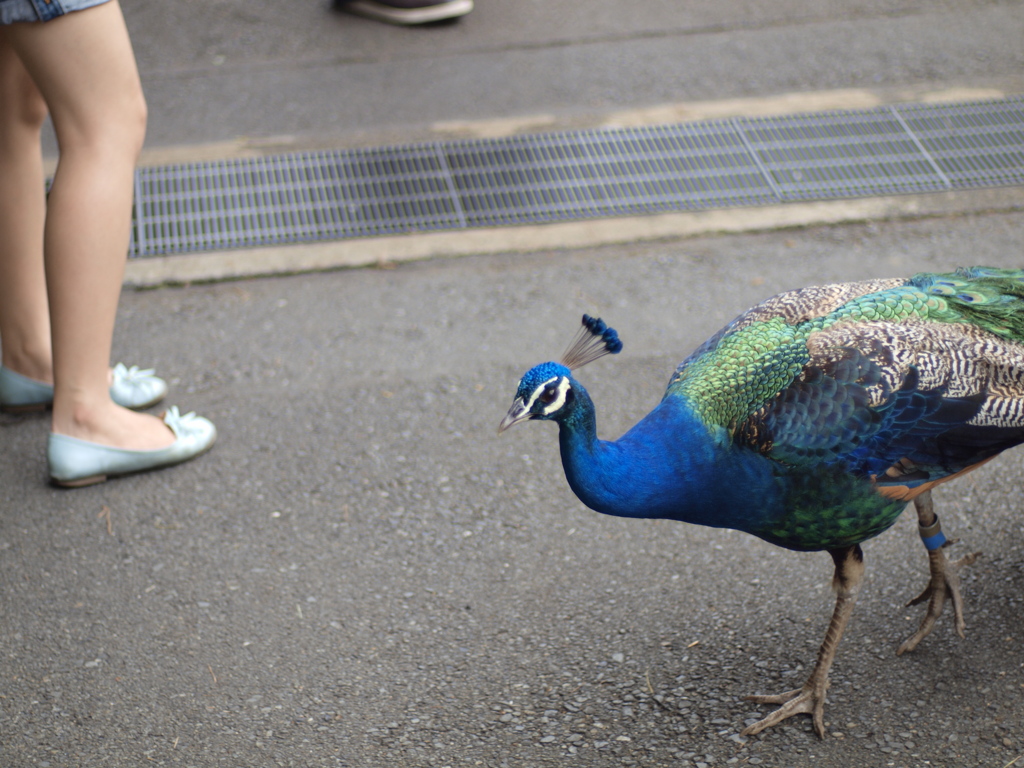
[0,0,111,24]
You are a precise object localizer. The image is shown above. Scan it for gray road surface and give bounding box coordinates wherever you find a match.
[38,0,1024,154]
[6,0,1024,766]
[3,214,1024,767]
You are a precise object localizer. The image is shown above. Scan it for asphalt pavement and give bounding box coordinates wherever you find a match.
[5,1,1024,766]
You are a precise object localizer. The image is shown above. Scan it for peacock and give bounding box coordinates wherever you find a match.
[500,266,1024,738]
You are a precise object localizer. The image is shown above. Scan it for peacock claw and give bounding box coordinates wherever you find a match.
[897,544,981,655]
[742,682,829,738]
[740,547,862,740]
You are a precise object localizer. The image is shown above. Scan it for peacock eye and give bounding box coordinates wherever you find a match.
[538,385,559,404]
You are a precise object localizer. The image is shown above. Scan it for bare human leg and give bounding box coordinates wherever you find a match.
[0,42,51,384]
[1,1,173,451]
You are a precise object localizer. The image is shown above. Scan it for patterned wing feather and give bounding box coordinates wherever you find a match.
[672,267,1024,496]
[741,353,987,477]
[737,347,887,464]
[802,315,1024,495]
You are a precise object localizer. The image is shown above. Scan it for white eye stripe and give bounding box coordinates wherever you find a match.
[522,377,557,411]
[526,376,570,415]
[541,379,570,414]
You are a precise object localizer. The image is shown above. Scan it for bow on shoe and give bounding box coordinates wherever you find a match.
[110,363,168,410]
[164,406,208,437]
[113,363,158,382]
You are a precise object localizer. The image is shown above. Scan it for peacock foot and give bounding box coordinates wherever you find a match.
[741,679,830,738]
[897,542,980,655]
[741,547,864,739]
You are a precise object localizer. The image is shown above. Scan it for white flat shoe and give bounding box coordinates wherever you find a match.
[109,363,168,410]
[0,363,168,413]
[48,407,217,487]
[0,366,51,413]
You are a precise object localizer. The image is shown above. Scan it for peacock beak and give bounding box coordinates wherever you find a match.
[499,398,530,433]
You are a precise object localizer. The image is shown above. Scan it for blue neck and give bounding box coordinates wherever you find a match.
[557,386,779,532]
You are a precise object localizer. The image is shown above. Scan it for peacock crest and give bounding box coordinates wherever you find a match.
[560,314,623,370]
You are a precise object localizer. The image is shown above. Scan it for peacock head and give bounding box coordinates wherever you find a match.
[499,315,622,432]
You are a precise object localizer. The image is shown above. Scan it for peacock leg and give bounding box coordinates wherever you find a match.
[896,490,980,656]
[742,545,863,739]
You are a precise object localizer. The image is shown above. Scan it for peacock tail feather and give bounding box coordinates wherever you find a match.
[909,267,1024,340]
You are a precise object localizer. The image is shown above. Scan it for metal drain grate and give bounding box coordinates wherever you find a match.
[733,108,953,200]
[132,147,463,255]
[900,99,1024,188]
[128,96,1024,258]
[447,122,775,227]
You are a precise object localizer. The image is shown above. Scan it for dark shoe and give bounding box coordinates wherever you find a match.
[337,0,472,25]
